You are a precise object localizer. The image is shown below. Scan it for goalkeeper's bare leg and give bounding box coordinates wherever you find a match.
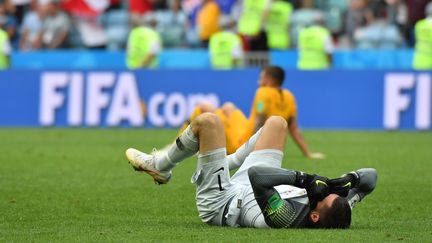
[125,112,225,184]
[125,111,288,184]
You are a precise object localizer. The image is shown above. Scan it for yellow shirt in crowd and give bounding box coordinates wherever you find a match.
[196,1,221,41]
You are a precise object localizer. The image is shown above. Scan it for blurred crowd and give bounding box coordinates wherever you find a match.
[0,0,431,51]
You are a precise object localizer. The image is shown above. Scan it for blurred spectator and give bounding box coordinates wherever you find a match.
[73,17,107,49]
[353,5,404,49]
[344,0,374,47]
[265,0,293,50]
[182,0,202,16]
[385,0,408,43]
[129,0,153,27]
[0,16,11,69]
[237,0,270,51]
[407,0,431,25]
[0,0,428,51]
[290,0,324,47]
[2,0,13,12]
[406,0,431,46]
[386,0,408,26]
[217,1,240,33]
[128,0,168,28]
[297,16,333,69]
[62,0,109,16]
[0,0,18,42]
[316,0,348,37]
[155,0,187,47]
[209,16,243,69]
[290,0,302,9]
[126,17,162,69]
[216,0,236,14]
[151,0,168,10]
[106,0,122,11]
[36,0,70,49]
[11,0,31,24]
[182,0,202,47]
[19,0,42,50]
[62,0,109,49]
[196,0,221,47]
[412,2,432,70]
[101,6,128,50]
[129,0,168,28]
[129,0,153,15]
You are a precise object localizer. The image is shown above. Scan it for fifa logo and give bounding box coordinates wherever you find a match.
[39,72,219,127]
[384,73,431,130]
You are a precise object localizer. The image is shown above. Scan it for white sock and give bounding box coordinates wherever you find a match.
[227,128,262,170]
[155,125,199,171]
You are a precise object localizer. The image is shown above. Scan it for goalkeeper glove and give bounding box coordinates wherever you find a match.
[295,172,330,209]
[328,172,359,197]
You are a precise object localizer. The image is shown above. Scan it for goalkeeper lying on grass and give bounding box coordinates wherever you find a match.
[125,113,377,228]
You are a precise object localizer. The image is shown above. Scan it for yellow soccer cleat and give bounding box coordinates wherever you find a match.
[125,148,171,184]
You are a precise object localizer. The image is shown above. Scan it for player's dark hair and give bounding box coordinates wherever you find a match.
[263,66,285,86]
[315,197,351,229]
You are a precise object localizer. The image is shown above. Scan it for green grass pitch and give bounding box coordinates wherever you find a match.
[1,129,431,242]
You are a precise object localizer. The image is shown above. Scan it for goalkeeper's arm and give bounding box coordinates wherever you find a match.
[329,168,378,209]
[247,166,298,228]
[247,166,331,228]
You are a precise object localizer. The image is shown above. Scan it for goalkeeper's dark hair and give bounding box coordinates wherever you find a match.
[262,66,285,86]
[315,196,351,229]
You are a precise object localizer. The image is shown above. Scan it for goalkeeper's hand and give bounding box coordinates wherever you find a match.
[295,172,330,209]
[306,175,330,209]
[328,172,359,197]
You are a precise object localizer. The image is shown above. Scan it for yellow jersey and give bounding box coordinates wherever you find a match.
[248,86,297,130]
[222,86,297,154]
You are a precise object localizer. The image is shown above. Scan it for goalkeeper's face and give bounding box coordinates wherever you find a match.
[315,193,338,214]
[310,194,352,229]
[309,194,338,225]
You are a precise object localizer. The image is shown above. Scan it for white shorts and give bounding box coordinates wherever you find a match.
[191,148,283,227]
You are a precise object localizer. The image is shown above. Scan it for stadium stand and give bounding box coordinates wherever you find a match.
[0,0,431,69]
[101,9,129,50]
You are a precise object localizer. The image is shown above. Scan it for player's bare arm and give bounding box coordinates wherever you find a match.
[253,113,267,133]
[288,117,325,159]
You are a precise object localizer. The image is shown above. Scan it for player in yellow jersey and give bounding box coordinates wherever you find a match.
[178,66,324,159]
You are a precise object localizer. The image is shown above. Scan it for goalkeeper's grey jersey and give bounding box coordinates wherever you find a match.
[236,185,311,228]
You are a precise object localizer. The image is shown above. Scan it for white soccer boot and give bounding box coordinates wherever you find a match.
[125,148,172,184]
[150,145,169,158]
